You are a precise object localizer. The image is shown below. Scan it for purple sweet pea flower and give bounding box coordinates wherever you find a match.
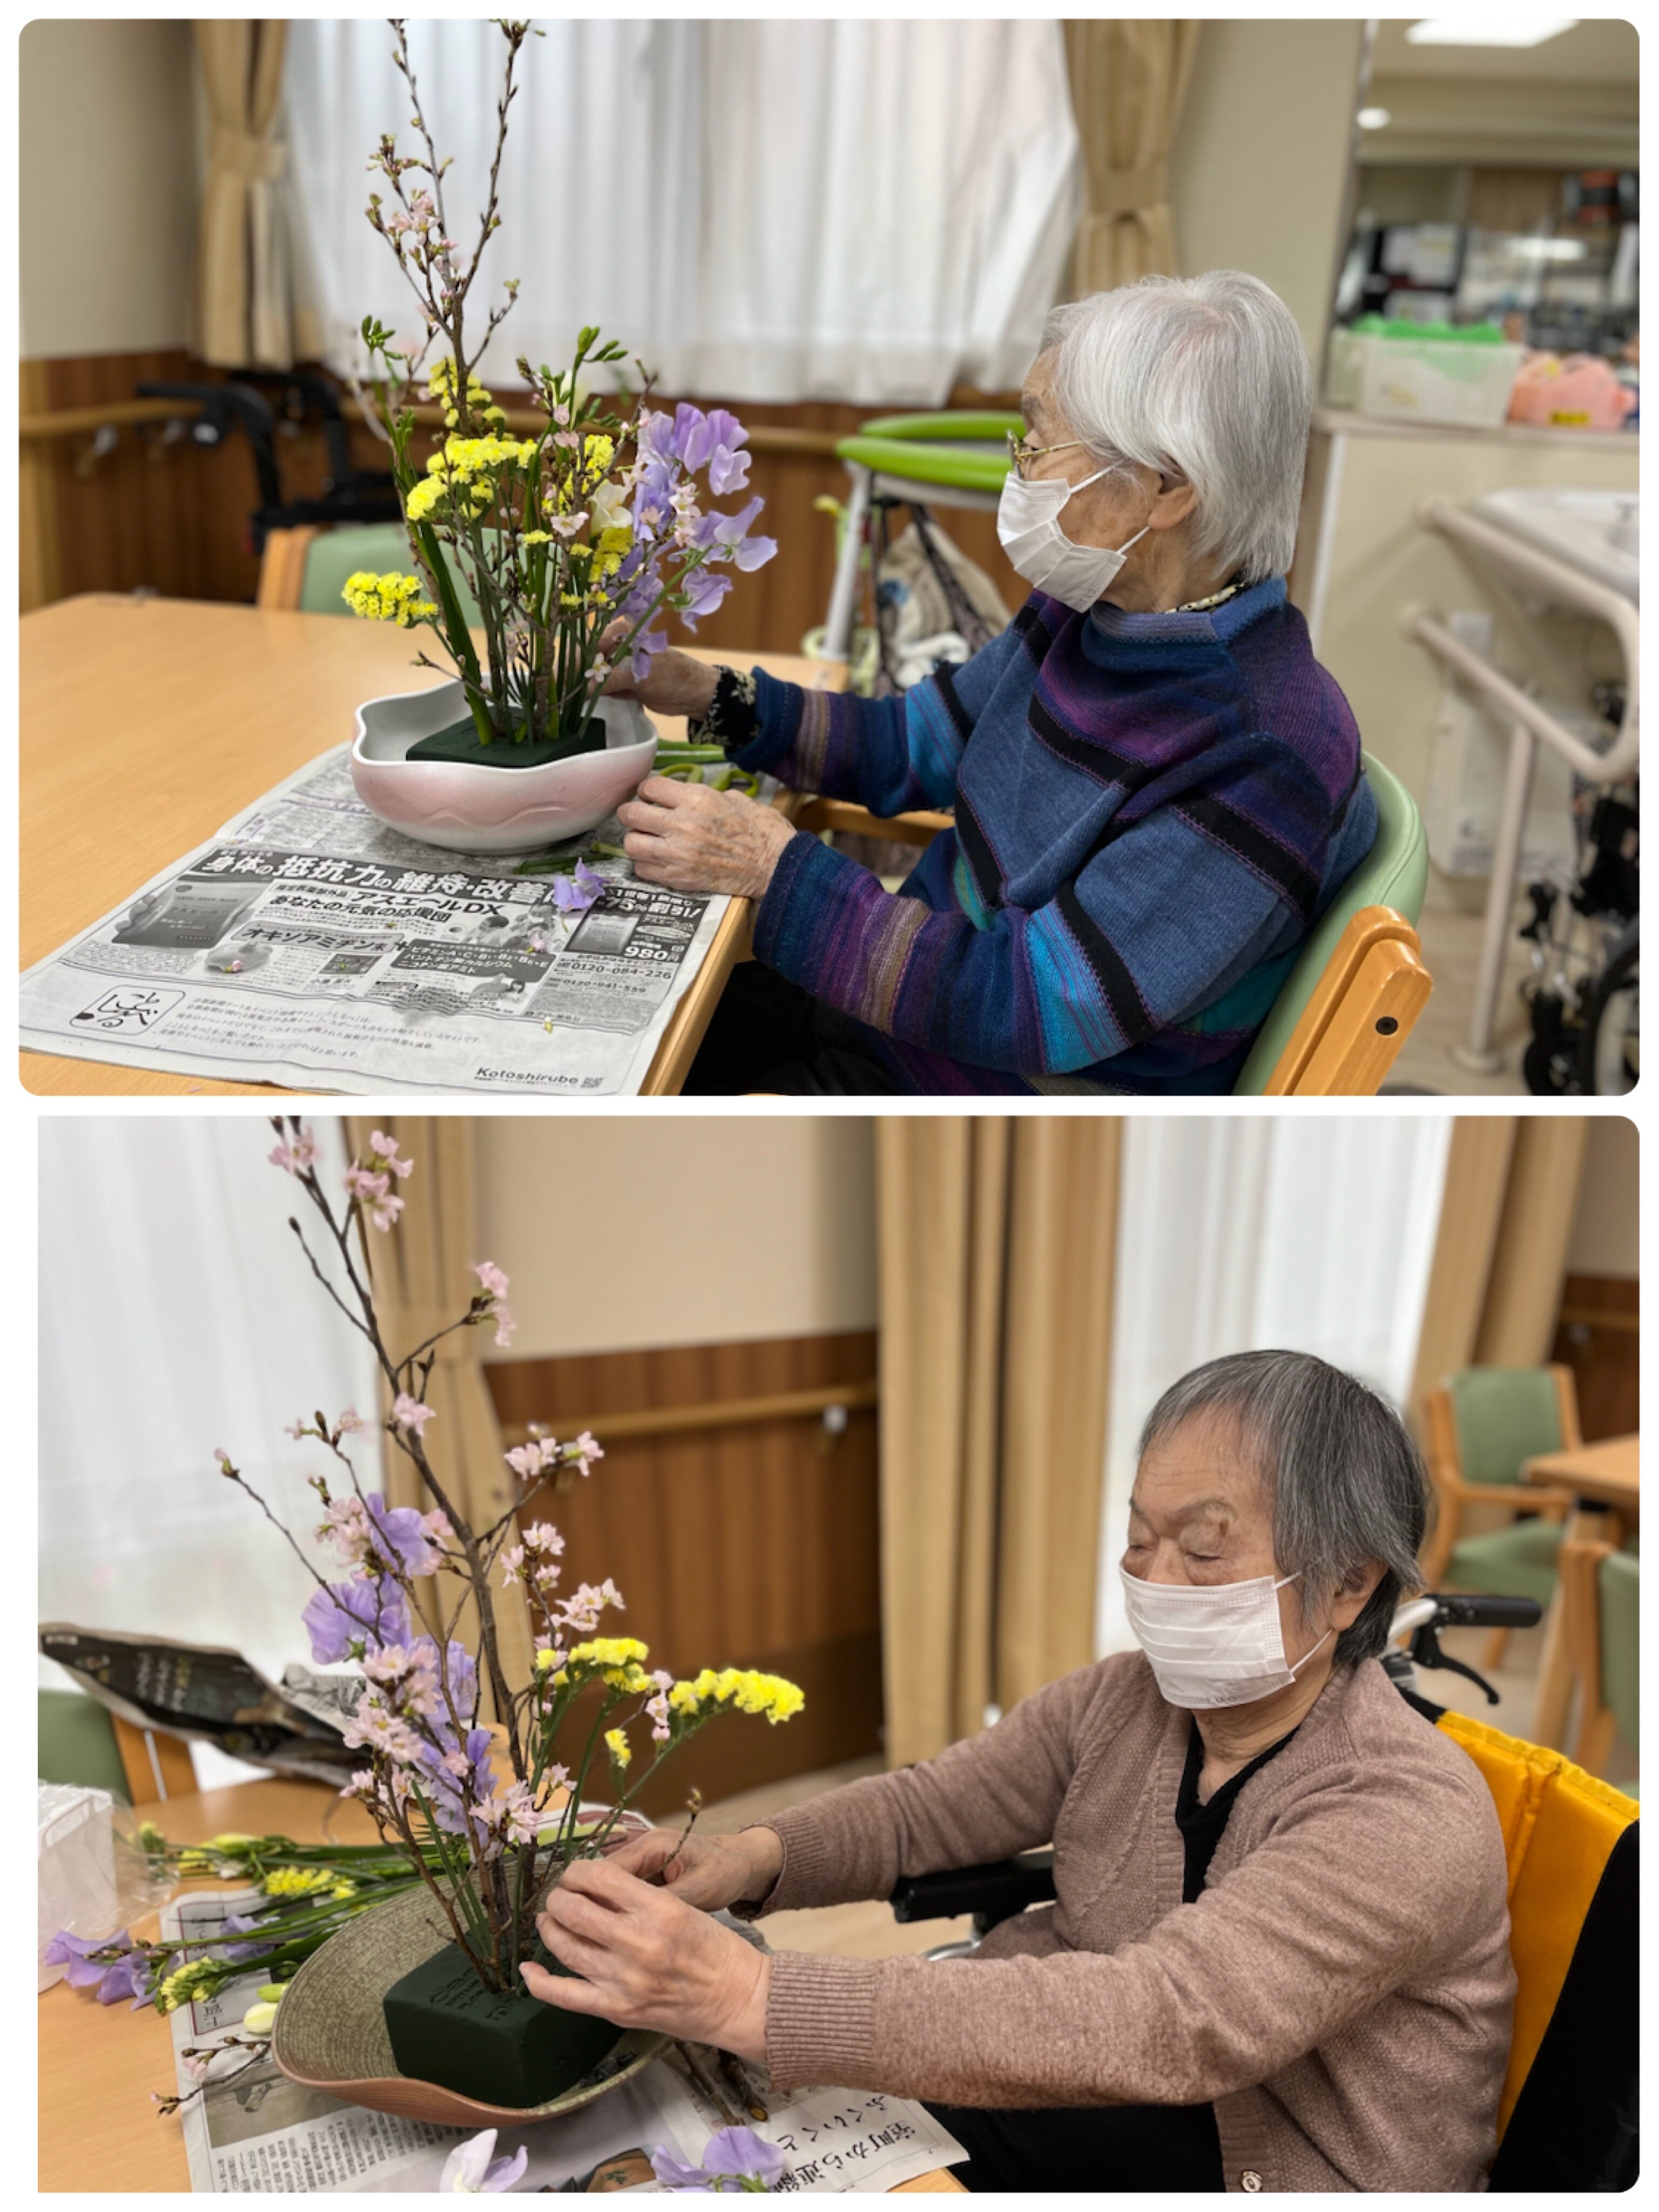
[669,401,710,465]
[629,628,670,683]
[44,1927,129,1989]
[303,1575,410,1664]
[95,1948,156,2007]
[45,1928,156,2009]
[680,570,733,626]
[651,2126,787,2193]
[419,1722,496,1833]
[550,860,606,914]
[440,2128,529,2193]
[366,1493,445,1576]
[708,443,752,497]
[220,1911,279,1966]
[732,532,777,573]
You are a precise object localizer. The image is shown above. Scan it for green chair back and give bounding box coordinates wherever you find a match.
[1444,1367,1566,1486]
[296,523,484,629]
[835,409,1023,497]
[1233,750,1427,1094]
[1599,1546,1639,1756]
[38,1689,130,1805]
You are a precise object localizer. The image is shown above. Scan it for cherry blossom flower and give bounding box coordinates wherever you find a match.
[392,1394,436,1439]
[370,1131,415,1180]
[474,1261,510,1301]
[268,1128,318,1176]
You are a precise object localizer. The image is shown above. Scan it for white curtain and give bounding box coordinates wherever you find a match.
[1095,1117,1453,1656]
[39,1120,381,1690]
[284,19,1081,404]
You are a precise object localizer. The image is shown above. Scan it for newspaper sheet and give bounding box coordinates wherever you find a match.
[165,1891,965,2194]
[39,1624,361,1786]
[21,744,731,1096]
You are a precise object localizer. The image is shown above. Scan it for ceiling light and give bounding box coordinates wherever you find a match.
[1405,18,1579,45]
[1357,106,1392,129]
[1509,237,1589,260]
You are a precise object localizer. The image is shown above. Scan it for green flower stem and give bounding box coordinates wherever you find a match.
[561,1688,624,1851]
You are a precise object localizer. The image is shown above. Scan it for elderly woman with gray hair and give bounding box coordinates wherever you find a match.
[605,272,1377,1094]
[523,1351,1513,2191]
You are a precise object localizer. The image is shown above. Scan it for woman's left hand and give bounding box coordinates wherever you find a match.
[521,1857,771,2064]
[617,775,797,899]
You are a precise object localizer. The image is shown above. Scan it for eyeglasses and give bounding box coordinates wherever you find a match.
[1005,430,1086,481]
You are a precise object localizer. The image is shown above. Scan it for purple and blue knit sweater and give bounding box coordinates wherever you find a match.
[730,579,1375,1094]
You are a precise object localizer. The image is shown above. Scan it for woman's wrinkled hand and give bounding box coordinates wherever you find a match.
[618,775,797,899]
[599,629,720,721]
[603,1825,784,1914]
[520,1858,770,2063]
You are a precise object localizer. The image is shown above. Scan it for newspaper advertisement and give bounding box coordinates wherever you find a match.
[165,1891,965,2194]
[21,745,732,1096]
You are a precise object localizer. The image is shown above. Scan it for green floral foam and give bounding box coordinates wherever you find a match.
[407,719,608,770]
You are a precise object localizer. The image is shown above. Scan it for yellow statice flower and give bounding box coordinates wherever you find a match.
[667,1668,805,1725]
[583,433,615,474]
[569,1637,650,1671]
[520,529,552,547]
[427,359,505,423]
[444,433,537,478]
[342,571,438,628]
[604,1727,632,1770]
[329,1880,359,1901]
[261,1866,340,1898]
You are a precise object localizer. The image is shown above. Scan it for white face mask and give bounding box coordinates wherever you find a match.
[996,466,1150,613]
[1118,1563,1333,1711]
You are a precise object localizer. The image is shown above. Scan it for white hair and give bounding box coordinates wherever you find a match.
[1039,272,1313,585]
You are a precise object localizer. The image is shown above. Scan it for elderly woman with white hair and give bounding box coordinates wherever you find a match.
[607,271,1377,1094]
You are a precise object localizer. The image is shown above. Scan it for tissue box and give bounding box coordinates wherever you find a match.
[39,1783,119,1993]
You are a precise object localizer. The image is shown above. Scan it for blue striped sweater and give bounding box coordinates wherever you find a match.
[731,579,1376,1094]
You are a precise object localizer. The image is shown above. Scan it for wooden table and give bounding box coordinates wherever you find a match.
[21,596,841,1097]
[1522,1434,1638,1749]
[39,1775,960,2193]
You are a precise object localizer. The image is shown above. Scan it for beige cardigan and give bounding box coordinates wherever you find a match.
[748,1655,1514,2191]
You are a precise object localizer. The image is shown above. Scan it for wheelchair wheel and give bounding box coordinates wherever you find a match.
[1575,920,1638,1095]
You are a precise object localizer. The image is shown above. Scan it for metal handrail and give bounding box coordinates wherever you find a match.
[498,1378,877,1450]
[1410,497,1638,782]
[1405,495,1640,1073]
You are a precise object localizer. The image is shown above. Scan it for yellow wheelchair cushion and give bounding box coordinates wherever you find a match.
[1436,1707,1638,2136]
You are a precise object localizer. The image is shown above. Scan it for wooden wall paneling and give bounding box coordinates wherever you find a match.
[1550,1274,1639,1442]
[28,354,1027,660]
[484,1330,882,1812]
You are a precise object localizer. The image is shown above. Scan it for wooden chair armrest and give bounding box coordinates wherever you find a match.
[1448,1483,1578,1515]
[1264,906,1432,1096]
[794,797,953,846]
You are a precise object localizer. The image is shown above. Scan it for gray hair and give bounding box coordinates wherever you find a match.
[1136,1350,1428,1665]
[1038,272,1313,585]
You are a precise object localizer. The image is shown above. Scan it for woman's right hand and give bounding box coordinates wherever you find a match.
[603,1824,784,1913]
[601,631,721,721]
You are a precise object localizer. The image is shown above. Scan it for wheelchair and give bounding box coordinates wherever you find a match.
[887,1593,1637,2192]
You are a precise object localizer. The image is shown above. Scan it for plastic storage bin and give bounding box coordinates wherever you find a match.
[1328,319,1526,430]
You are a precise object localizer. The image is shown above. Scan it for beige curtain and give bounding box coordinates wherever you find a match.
[1408,1116,1590,1420]
[1063,21,1201,295]
[194,21,293,368]
[875,1118,1121,1768]
[343,1116,534,1718]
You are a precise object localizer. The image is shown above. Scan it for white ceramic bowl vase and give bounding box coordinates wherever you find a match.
[350,678,658,857]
